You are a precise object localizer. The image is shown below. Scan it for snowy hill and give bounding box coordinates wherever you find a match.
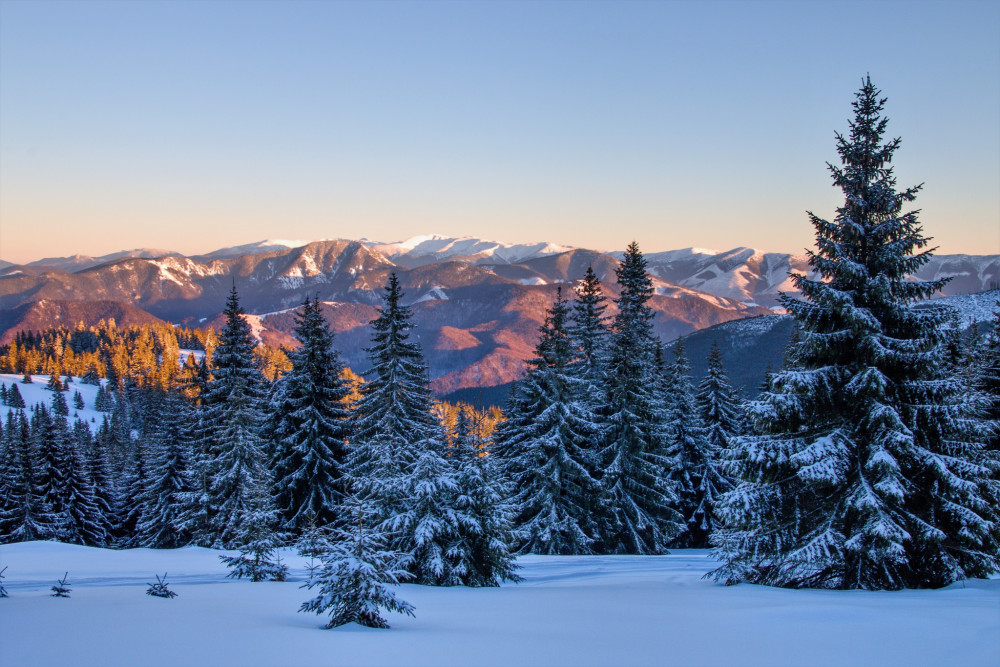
[0,374,107,430]
[368,234,575,268]
[1,541,996,667]
[20,249,182,274]
[632,247,999,309]
[194,239,313,260]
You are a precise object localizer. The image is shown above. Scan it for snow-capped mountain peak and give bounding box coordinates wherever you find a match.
[368,234,575,268]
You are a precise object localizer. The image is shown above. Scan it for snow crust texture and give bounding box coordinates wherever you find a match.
[1,541,997,667]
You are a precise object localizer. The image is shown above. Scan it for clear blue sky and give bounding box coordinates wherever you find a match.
[1,0,998,263]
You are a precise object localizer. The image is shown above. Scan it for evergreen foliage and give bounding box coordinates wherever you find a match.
[599,242,680,554]
[382,436,460,585]
[51,572,71,598]
[976,305,1000,458]
[448,409,521,585]
[7,384,25,409]
[199,285,270,548]
[711,78,1000,590]
[348,273,434,519]
[569,266,610,388]
[494,288,604,555]
[218,489,288,582]
[137,392,195,548]
[663,340,721,548]
[299,499,415,629]
[269,297,352,535]
[146,573,178,599]
[0,410,59,542]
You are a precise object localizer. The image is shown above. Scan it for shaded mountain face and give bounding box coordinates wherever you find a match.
[673,289,1000,398]
[0,299,167,345]
[633,247,999,308]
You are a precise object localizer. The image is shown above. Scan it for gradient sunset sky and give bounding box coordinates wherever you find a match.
[1,0,997,264]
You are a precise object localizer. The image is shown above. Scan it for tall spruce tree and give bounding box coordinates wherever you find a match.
[137,392,195,548]
[599,243,680,554]
[975,306,1000,459]
[711,78,1000,590]
[569,266,610,388]
[0,410,58,542]
[663,340,724,548]
[494,287,604,555]
[348,273,435,519]
[348,274,457,582]
[198,285,271,548]
[448,409,520,586]
[269,297,352,535]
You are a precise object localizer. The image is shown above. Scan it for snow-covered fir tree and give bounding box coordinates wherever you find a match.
[300,498,415,629]
[6,384,25,409]
[137,391,195,548]
[348,274,434,509]
[196,285,271,548]
[204,379,273,548]
[977,306,1000,458]
[569,265,610,389]
[218,481,288,582]
[30,405,73,542]
[662,340,722,549]
[598,242,680,554]
[117,437,149,546]
[0,410,59,542]
[448,409,520,586]
[711,78,1000,590]
[382,434,461,585]
[269,296,352,535]
[84,420,120,544]
[348,279,429,487]
[494,287,604,555]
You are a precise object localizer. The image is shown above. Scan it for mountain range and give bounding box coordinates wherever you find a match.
[2,235,996,399]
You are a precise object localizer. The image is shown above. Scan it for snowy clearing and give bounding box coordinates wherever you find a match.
[1,542,997,667]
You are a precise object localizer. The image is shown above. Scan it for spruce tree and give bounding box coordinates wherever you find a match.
[137,392,195,548]
[448,409,520,586]
[598,243,680,554]
[348,273,436,523]
[218,482,288,582]
[205,380,273,548]
[85,420,120,543]
[493,287,604,555]
[0,410,58,542]
[975,305,1000,459]
[31,405,72,542]
[569,265,610,388]
[117,439,149,546]
[199,285,270,548]
[269,297,352,535]
[59,420,106,546]
[382,435,461,585]
[299,498,415,629]
[7,384,25,409]
[711,78,1000,590]
[663,340,723,548]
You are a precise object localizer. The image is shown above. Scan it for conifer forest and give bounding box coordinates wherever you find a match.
[2,79,998,663]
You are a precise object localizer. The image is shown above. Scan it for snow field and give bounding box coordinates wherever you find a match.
[1,542,997,667]
[0,374,106,430]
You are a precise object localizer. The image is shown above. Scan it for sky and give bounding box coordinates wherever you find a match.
[1,0,998,264]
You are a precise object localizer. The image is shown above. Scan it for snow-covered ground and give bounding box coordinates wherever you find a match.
[0,374,106,430]
[1,542,996,667]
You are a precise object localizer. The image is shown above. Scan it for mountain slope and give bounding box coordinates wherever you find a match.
[0,299,167,345]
